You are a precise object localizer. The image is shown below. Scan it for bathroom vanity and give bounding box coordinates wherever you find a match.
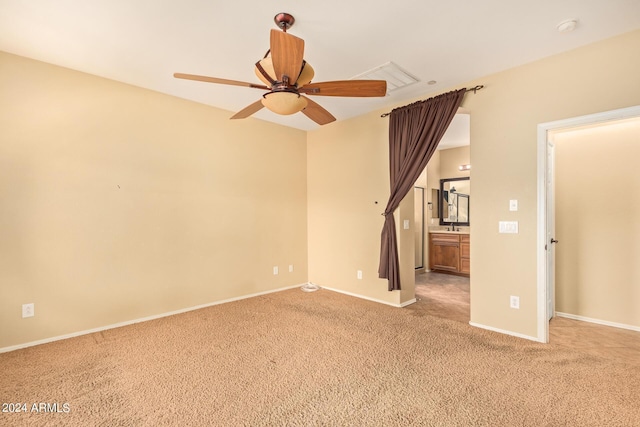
[429,231,470,276]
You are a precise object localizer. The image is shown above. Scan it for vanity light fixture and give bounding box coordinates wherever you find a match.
[458,164,471,171]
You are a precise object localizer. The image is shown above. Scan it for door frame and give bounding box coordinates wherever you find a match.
[536,105,640,343]
[414,186,425,270]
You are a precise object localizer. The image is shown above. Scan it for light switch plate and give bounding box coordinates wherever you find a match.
[509,199,518,211]
[403,219,410,230]
[499,221,519,234]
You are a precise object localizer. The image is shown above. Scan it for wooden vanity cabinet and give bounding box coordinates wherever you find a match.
[429,233,470,276]
[429,233,460,273]
[460,234,470,274]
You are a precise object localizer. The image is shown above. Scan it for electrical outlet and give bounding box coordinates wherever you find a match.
[289,265,294,273]
[357,270,363,280]
[22,303,34,318]
[273,266,279,275]
[510,296,520,309]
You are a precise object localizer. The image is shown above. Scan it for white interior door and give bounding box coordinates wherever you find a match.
[545,139,556,321]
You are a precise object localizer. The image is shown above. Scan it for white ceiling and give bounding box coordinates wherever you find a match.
[1,0,639,138]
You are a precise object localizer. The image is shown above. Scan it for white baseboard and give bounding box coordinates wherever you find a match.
[0,283,305,354]
[555,312,640,332]
[401,298,417,307]
[469,321,543,343]
[320,286,408,308]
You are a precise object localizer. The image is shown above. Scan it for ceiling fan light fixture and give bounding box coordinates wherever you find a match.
[296,62,315,87]
[261,91,308,115]
[255,57,275,86]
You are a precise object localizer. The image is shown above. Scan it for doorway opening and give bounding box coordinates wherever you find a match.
[537,105,640,343]
[414,112,471,323]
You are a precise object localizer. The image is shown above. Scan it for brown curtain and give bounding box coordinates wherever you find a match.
[378,89,466,291]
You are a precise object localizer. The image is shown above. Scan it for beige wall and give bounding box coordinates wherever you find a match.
[439,146,471,180]
[3,29,640,349]
[306,113,408,305]
[466,30,640,339]
[308,29,640,338]
[553,118,640,327]
[0,52,308,349]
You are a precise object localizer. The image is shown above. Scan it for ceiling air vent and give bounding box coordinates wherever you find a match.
[351,62,419,93]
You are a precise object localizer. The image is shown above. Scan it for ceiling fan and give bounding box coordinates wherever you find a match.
[174,13,387,126]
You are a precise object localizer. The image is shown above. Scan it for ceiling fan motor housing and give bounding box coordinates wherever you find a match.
[254,54,315,115]
[254,57,315,88]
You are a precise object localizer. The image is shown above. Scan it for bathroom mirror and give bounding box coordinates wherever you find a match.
[440,177,470,226]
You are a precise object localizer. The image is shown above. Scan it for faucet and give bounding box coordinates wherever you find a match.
[451,222,456,232]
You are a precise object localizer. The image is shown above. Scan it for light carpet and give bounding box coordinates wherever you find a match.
[1,288,639,426]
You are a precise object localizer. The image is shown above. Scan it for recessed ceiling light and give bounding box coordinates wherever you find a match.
[427,80,437,85]
[557,19,578,33]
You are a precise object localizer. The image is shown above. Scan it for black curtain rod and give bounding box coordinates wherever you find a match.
[380,85,484,118]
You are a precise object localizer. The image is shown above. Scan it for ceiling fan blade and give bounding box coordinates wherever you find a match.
[300,80,387,97]
[230,100,265,119]
[270,29,304,84]
[301,96,336,125]
[174,73,269,90]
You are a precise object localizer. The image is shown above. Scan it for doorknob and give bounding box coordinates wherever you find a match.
[550,238,559,244]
